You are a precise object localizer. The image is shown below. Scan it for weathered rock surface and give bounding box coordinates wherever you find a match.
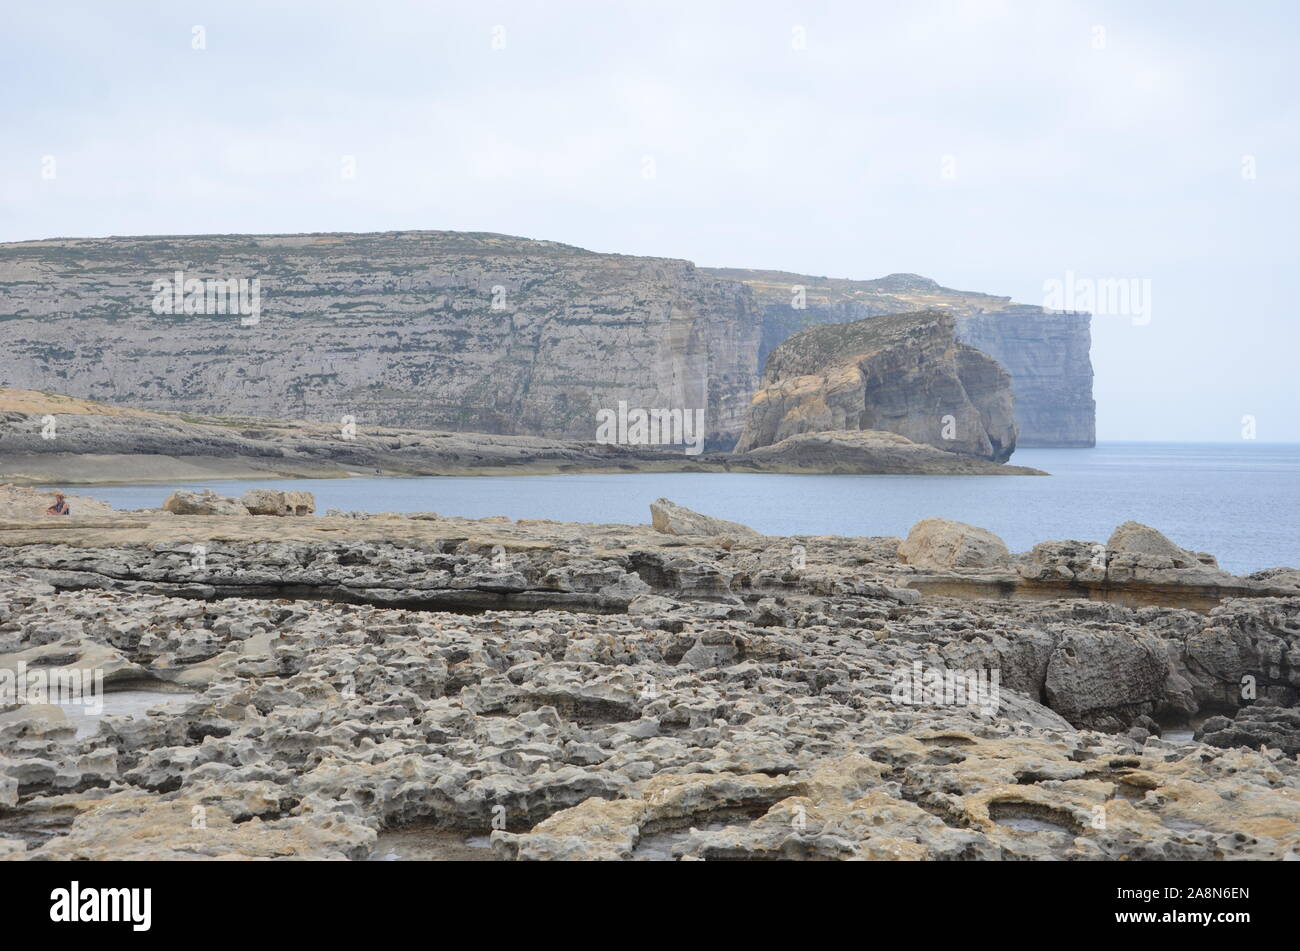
[0,512,1296,861]
[0,232,758,450]
[0,513,1294,618]
[0,562,1296,861]
[241,489,315,516]
[735,311,1018,462]
[0,484,113,519]
[1010,524,1257,609]
[898,518,1012,570]
[649,499,760,539]
[163,489,248,516]
[706,268,1095,448]
[1107,520,1217,569]
[1199,703,1300,756]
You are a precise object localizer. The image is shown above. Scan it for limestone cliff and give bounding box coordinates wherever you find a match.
[734,311,1018,462]
[0,232,1092,451]
[0,232,758,451]
[702,268,1095,447]
[952,305,1095,448]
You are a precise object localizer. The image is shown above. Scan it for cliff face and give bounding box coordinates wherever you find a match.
[0,232,758,451]
[702,268,1095,447]
[734,311,1019,462]
[0,233,1092,451]
[952,305,1095,448]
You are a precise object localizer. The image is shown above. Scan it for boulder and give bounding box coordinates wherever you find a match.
[897,518,1011,570]
[649,499,760,538]
[162,489,249,516]
[241,489,315,516]
[1043,629,1172,731]
[1246,567,1300,588]
[1016,539,1106,584]
[1198,703,1300,757]
[1100,521,1236,587]
[1106,521,1213,568]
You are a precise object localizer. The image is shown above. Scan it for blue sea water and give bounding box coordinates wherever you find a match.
[66,442,1300,575]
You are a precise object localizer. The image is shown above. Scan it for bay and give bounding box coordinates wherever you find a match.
[67,442,1300,575]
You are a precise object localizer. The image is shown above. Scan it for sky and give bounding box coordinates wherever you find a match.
[2,0,1297,442]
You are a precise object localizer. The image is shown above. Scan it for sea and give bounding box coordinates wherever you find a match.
[65,442,1300,576]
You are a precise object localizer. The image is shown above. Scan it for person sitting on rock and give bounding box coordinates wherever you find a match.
[46,492,70,515]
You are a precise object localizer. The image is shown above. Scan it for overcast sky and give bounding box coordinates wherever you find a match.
[3,0,1297,441]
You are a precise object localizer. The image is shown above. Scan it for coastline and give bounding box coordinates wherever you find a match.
[0,387,1048,485]
[1,502,1297,860]
[8,454,1050,487]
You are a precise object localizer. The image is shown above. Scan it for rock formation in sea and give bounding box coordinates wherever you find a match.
[703,268,1096,448]
[734,311,1018,462]
[0,504,1296,860]
[0,232,1094,450]
[726,431,1044,475]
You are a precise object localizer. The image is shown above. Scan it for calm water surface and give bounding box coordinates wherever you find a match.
[68,442,1300,575]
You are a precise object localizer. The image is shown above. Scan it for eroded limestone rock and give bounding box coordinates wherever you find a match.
[241,489,315,516]
[898,518,1012,570]
[162,490,249,516]
[649,499,760,538]
[735,311,1019,462]
[0,511,1295,862]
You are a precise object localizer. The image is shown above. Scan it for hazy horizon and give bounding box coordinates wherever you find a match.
[4,0,1297,442]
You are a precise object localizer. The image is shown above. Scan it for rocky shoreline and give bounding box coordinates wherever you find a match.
[1,498,1297,860]
[0,388,1046,484]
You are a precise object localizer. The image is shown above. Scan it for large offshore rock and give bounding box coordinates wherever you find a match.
[898,518,1012,570]
[734,311,1018,462]
[705,268,1095,448]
